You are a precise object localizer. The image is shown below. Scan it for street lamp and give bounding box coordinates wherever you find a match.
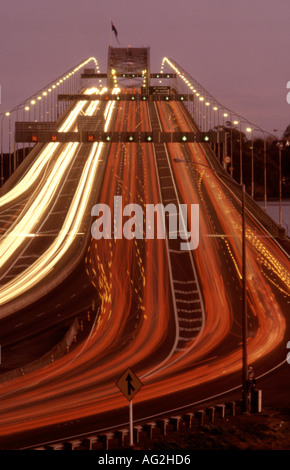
[246,127,254,198]
[205,101,210,131]
[273,130,285,228]
[1,112,11,186]
[30,99,36,122]
[173,157,249,413]
[278,142,283,227]
[212,106,219,159]
[227,119,240,179]
[252,127,268,212]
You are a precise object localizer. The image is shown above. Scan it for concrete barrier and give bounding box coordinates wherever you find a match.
[196,410,205,426]
[226,401,236,416]
[64,439,82,450]
[206,406,215,423]
[0,310,98,384]
[143,422,156,439]
[170,415,182,432]
[115,429,129,447]
[183,412,194,429]
[46,443,65,450]
[157,418,169,435]
[215,404,226,418]
[133,425,144,443]
[98,432,114,450]
[251,389,262,413]
[31,393,265,450]
[83,435,99,450]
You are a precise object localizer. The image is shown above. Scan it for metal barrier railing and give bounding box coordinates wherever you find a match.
[0,57,103,185]
[159,57,289,232]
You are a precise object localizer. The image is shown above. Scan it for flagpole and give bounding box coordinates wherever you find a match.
[111,20,120,46]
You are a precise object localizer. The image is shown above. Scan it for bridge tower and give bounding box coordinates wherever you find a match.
[107,46,150,90]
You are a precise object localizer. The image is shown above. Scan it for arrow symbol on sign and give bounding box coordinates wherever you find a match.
[126,373,135,396]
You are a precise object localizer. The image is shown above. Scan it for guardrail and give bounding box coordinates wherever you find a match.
[31,393,262,450]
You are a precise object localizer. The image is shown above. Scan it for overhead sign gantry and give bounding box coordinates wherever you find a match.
[15,125,225,144]
[14,47,225,145]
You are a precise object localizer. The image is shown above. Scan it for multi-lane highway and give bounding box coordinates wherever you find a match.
[0,86,289,449]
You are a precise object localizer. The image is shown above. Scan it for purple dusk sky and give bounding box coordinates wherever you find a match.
[0,0,289,135]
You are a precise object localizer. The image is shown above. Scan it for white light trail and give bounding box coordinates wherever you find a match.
[0,88,100,209]
[0,88,119,310]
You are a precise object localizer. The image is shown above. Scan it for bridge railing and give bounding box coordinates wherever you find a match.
[160,57,289,235]
[0,57,102,186]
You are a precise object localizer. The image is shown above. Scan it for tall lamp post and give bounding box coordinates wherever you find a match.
[246,127,254,198]
[241,183,248,412]
[174,157,249,413]
[278,143,282,227]
[1,112,11,187]
[273,130,284,228]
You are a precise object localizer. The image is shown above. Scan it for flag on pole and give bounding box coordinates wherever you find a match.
[111,21,120,45]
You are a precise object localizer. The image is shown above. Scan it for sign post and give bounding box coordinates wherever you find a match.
[116,368,143,446]
[129,400,133,445]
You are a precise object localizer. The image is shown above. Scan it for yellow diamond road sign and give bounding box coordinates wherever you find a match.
[116,368,143,401]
